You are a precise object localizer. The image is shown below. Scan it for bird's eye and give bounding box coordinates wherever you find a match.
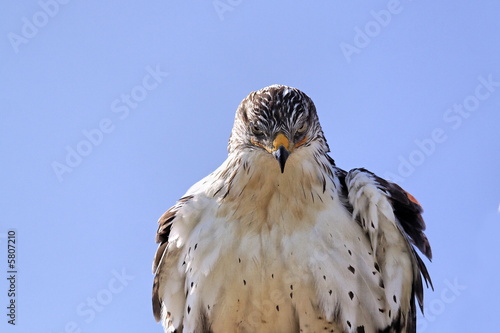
[297,122,307,134]
[251,123,264,136]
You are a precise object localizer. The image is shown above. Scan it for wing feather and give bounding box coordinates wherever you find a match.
[152,195,193,322]
[344,168,432,332]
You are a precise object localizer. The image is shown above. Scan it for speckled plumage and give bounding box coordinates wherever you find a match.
[152,85,432,333]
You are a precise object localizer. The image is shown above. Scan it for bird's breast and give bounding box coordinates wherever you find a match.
[179,183,380,332]
[216,154,331,234]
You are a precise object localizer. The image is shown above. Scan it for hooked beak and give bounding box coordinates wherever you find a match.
[273,145,290,173]
[270,133,291,173]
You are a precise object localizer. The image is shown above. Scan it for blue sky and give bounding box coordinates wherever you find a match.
[1,1,499,332]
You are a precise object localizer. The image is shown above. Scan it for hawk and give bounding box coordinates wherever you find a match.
[152,85,432,333]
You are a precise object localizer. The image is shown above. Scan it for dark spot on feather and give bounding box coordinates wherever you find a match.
[374,262,380,272]
[187,305,191,314]
[212,186,223,197]
[323,275,326,280]
[378,308,384,313]
[347,320,351,328]
[348,249,352,256]
[379,279,385,289]
[357,326,365,333]
[329,290,332,295]
[290,292,293,299]
[243,280,246,286]
[393,295,397,303]
[276,305,279,311]
[194,243,198,250]
[238,258,241,263]
[290,284,293,290]
[348,291,354,300]
[348,265,355,274]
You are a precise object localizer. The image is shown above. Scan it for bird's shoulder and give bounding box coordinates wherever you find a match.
[153,178,216,268]
[342,167,432,260]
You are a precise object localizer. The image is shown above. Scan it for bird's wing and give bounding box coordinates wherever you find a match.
[152,194,195,332]
[344,168,433,332]
[152,159,235,330]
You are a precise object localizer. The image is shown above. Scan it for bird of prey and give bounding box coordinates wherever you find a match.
[152,85,432,333]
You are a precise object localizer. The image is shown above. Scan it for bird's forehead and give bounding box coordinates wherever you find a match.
[240,85,313,125]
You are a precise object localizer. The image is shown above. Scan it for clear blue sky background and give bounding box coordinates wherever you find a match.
[1,1,499,332]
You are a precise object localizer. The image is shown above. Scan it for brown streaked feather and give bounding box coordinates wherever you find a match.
[343,167,432,332]
[332,167,354,215]
[155,195,194,246]
[371,170,434,316]
[359,169,432,261]
[413,249,434,310]
[385,183,432,261]
[152,242,168,275]
[357,169,434,290]
[152,195,193,322]
[152,273,162,321]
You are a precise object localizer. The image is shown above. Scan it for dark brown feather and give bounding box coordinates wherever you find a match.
[382,181,432,261]
[155,195,194,245]
[152,274,162,321]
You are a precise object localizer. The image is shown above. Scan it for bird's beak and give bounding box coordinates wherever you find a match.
[270,133,291,173]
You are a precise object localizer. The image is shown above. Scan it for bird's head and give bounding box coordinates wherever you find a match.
[229,85,329,173]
